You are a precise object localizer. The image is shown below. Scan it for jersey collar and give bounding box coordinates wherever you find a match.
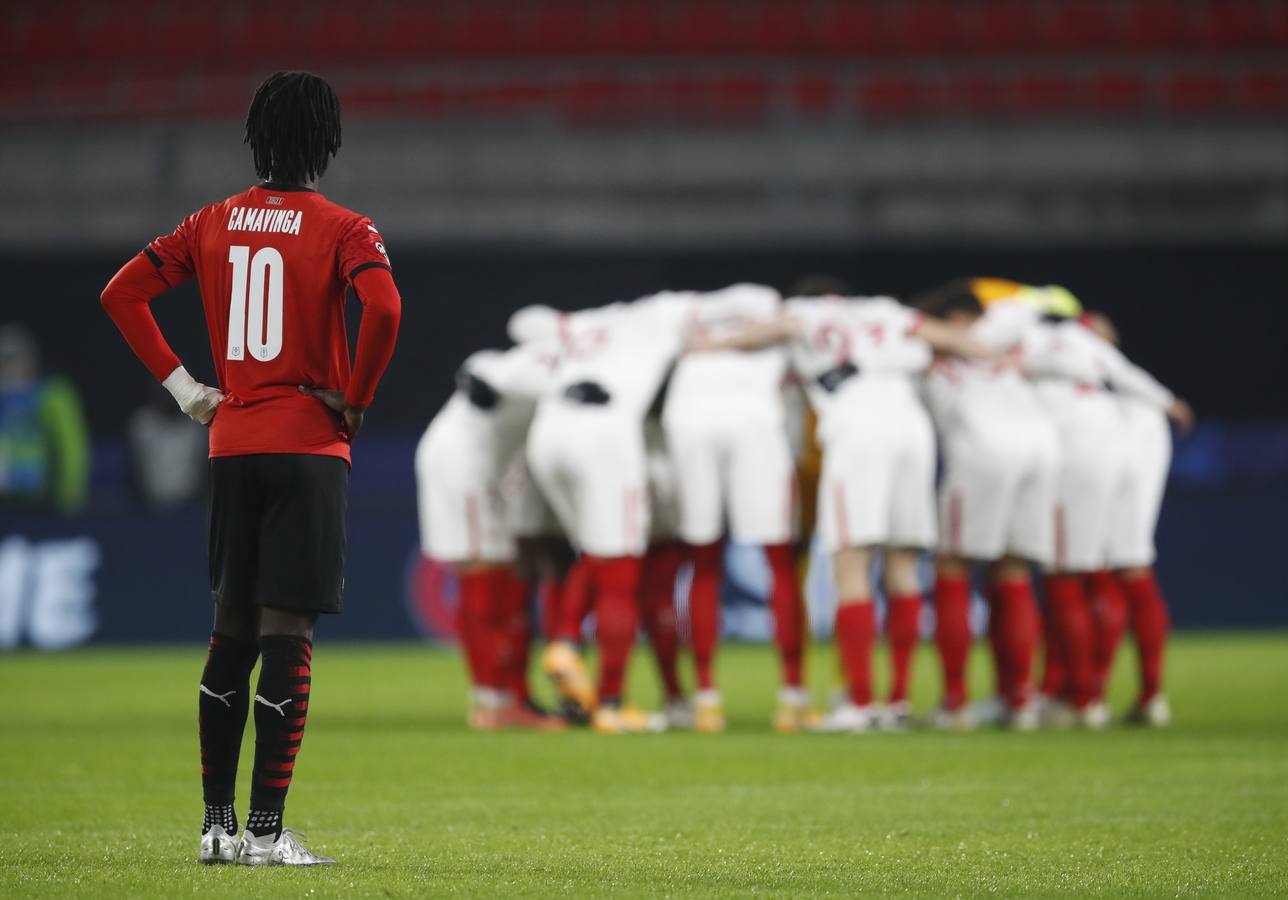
[256,181,316,193]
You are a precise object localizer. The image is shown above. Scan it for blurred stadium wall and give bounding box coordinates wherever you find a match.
[2,1,1285,647]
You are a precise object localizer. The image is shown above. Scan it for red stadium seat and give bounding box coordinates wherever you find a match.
[888,0,963,54]
[452,5,521,58]
[13,8,86,65]
[945,74,1008,115]
[744,2,814,55]
[527,3,591,56]
[152,10,226,66]
[1165,71,1234,113]
[372,8,452,60]
[299,6,375,64]
[1046,0,1115,51]
[672,4,744,54]
[1192,0,1264,51]
[1086,72,1150,113]
[789,75,837,116]
[1119,0,1190,50]
[1014,73,1079,113]
[595,3,664,54]
[1239,70,1288,113]
[860,76,937,118]
[965,1,1044,54]
[815,2,885,55]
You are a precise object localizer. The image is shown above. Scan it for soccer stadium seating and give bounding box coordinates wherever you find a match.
[2,1,1287,124]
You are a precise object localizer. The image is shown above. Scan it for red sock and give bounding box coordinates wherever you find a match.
[1087,570,1128,701]
[765,544,805,688]
[590,556,642,704]
[933,573,971,711]
[987,591,1013,700]
[992,578,1039,709]
[1122,570,1169,704]
[886,593,922,704]
[457,569,498,689]
[493,570,533,704]
[640,542,685,701]
[537,579,560,643]
[554,556,595,644]
[1045,573,1095,708]
[835,602,876,706]
[688,542,722,691]
[1039,599,1066,697]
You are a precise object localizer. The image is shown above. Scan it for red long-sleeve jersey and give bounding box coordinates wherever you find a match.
[101,183,401,463]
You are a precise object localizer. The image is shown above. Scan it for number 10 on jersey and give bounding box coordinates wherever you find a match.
[226,245,283,362]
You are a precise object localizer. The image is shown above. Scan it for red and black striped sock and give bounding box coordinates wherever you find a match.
[247,634,312,838]
[198,632,259,832]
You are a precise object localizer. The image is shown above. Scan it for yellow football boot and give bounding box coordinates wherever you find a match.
[541,640,596,716]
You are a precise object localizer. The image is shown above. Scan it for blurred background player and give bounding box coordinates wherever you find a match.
[695,294,999,732]
[914,280,1061,730]
[1083,312,1193,726]
[1024,297,1193,728]
[414,345,564,731]
[99,72,401,865]
[641,413,693,729]
[661,283,807,734]
[520,288,773,734]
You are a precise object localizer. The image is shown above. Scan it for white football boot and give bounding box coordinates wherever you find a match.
[1079,700,1112,730]
[877,701,912,732]
[1037,697,1078,729]
[197,825,239,864]
[662,697,695,730]
[811,702,877,734]
[928,704,978,732]
[1007,700,1042,732]
[967,694,1009,727]
[1125,694,1171,727]
[236,829,335,866]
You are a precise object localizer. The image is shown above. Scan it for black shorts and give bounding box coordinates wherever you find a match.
[209,454,349,614]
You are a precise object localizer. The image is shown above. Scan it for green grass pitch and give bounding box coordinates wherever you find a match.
[2,632,1286,897]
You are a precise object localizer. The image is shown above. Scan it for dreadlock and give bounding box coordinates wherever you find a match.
[244,71,342,186]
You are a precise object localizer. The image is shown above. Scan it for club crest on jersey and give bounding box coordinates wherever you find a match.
[226,206,302,235]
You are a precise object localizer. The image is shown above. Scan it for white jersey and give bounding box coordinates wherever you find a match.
[458,343,561,469]
[784,295,931,439]
[666,283,786,420]
[414,343,560,562]
[544,292,695,418]
[923,302,1047,433]
[1026,318,1174,416]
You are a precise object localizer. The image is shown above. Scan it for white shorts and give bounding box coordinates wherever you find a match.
[1047,396,1128,572]
[938,416,1059,565]
[644,420,682,542]
[504,456,563,540]
[816,406,937,554]
[663,409,797,546]
[1107,405,1171,569]
[526,403,649,558]
[414,400,514,563]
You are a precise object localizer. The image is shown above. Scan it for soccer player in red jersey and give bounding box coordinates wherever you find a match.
[99,72,401,866]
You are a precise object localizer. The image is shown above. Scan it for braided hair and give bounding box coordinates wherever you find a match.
[244,71,342,186]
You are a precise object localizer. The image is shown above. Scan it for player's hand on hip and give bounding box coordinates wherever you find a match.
[298,386,365,439]
[161,365,225,426]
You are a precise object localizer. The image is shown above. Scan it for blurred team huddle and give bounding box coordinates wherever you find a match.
[414,276,1193,736]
